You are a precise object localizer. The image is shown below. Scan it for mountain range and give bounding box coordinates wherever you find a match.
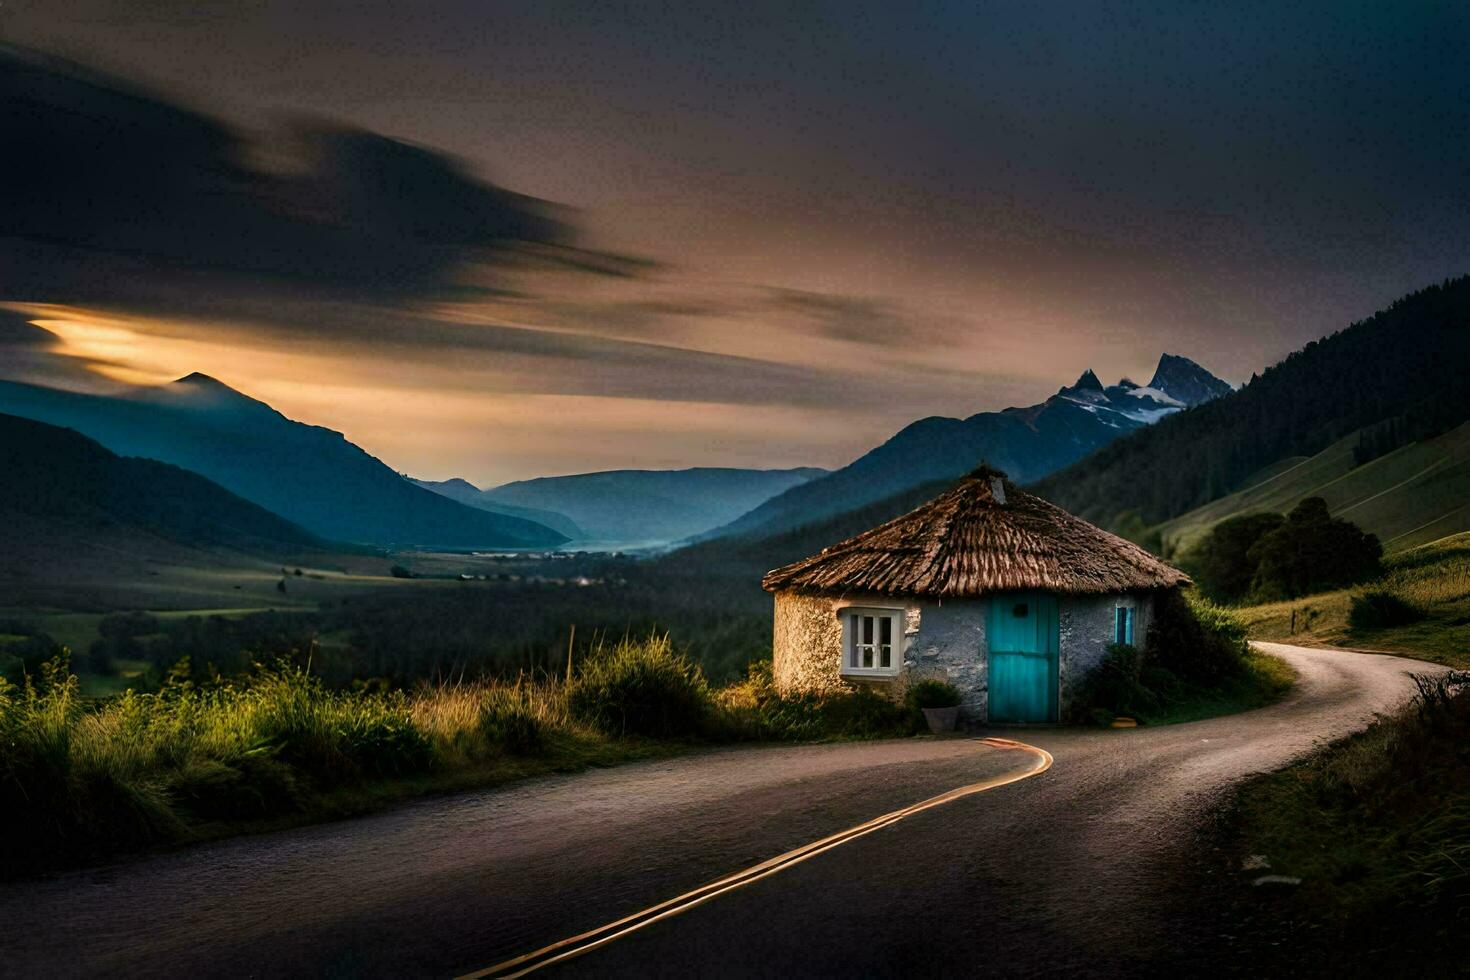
[472,467,830,545]
[701,353,1231,542]
[0,371,567,550]
[410,478,585,540]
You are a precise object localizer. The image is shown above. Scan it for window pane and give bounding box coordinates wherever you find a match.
[863,616,874,645]
[1115,609,1125,645]
[863,645,873,668]
[1126,608,1135,644]
[880,644,891,668]
[880,617,892,644]
[850,614,859,667]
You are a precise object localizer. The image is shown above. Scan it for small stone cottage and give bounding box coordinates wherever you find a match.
[761,466,1189,723]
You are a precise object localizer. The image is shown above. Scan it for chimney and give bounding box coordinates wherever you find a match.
[990,477,1006,505]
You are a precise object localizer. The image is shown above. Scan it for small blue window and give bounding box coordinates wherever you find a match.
[1114,606,1135,646]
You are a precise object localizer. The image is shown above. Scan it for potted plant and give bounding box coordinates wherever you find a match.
[908,679,962,733]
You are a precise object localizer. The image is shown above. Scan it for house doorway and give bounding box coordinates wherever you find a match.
[987,593,1059,723]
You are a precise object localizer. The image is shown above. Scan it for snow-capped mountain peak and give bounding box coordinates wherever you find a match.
[1047,356,1229,426]
[1147,353,1234,406]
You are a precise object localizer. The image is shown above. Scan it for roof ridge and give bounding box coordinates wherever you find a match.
[762,469,1188,598]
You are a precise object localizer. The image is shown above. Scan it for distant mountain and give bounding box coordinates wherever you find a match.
[1033,278,1470,531]
[0,412,322,555]
[703,353,1230,542]
[481,467,830,545]
[662,476,955,595]
[1146,353,1233,406]
[0,373,567,550]
[411,477,584,540]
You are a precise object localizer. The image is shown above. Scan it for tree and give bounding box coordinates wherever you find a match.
[1247,497,1382,600]
[1182,512,1286,602]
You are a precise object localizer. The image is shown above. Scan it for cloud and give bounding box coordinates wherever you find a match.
[0,308,125,389]
[761,288,937,346]
[0,45,575,308]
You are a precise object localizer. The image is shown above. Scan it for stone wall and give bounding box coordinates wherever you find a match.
[901,599,988,714]
[771,591,852,698]
[771,588,1160,720]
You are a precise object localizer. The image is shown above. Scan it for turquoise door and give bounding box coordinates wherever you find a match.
[987,593,1059,723]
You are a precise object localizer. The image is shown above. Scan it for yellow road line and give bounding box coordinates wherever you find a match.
[458,736,1053,979]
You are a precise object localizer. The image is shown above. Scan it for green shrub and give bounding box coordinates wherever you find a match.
[1147,590,1249,685]
[906,679,961,710]
[245,666,432,783]
[477,687,544,754]
[1349,589,1427,631]
[1182,512,1287,603]
[567,635,711,738]
[1068,643,1166,722]
[1068,594,1274,725]
[713,661,916,741]
[818,685,914,737]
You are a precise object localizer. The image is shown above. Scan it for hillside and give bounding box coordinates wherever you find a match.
[1033,277,1470,530]
[1158,421,1470,557]
[0,372,567,550]
[704,353,1230,542]
[0,412,323,551]
[1235,531,1470,668]
[482,467,829,545]
[0,413,350,606]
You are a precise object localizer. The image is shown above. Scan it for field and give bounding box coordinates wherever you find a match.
[1234,532,1470,668]
[1155,421,1470,558]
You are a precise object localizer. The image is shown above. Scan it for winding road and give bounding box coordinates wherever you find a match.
[0,643,1442,978]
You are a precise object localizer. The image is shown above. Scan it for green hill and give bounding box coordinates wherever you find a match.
[0,413,324,552]
[1235,531,1470,668]
[1158,421,1470,557]
[0,413,348,607]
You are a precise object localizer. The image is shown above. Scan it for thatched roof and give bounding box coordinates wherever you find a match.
[762,466,1188,598]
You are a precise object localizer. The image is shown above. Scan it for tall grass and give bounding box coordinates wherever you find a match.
[1218,671,1470,973]
[0,637,920,877]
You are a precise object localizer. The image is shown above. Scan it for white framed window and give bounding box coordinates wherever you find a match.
[840,607,903,678]
[1113,603,1135,646]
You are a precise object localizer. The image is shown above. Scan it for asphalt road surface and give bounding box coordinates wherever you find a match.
[0,643,1442,978]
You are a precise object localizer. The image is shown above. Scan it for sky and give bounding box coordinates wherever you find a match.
[2,2,1469,485]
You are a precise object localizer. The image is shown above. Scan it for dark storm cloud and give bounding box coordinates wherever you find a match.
[0,44,570,305]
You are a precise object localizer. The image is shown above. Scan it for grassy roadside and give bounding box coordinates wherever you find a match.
[1138,647,1295,726]
[1211,671,1470,974]
[1235,531,1470,668]
[0,637,919,879]
[1202,533,1470,971]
